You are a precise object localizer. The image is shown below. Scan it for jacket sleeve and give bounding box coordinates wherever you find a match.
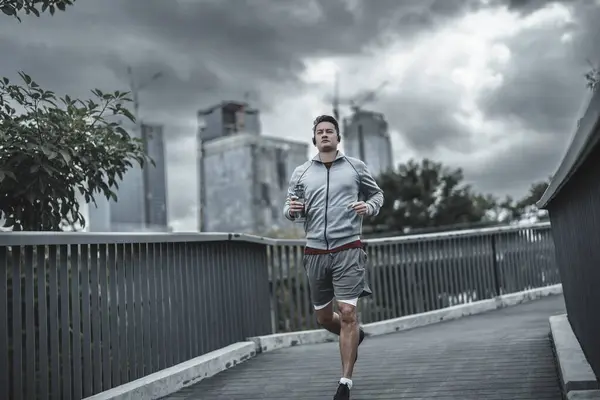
[359,162,384,217]
[283,166,302,221]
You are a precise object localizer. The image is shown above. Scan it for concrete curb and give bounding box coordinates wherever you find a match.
[83,342,256,400]
[550,314,599,397]
[249,284,563,354]
[568,391,600,399]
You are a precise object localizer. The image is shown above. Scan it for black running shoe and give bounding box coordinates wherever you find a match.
[333,383,350,400]
[355,327,365,363]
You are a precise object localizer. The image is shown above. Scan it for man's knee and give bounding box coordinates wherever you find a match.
[317,312,334,326]
[315,301,334,326]
[337,302,358,324]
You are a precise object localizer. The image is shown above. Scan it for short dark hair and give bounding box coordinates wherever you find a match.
[312,114,339,133]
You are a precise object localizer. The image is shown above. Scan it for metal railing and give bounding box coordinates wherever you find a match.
[267,222,559,332]
[0,233,272,400]
[538,85,600,380]
[0,222,560,400]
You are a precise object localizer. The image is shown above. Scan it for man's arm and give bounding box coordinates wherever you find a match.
[359,162,384,217]
[283,166,302,221]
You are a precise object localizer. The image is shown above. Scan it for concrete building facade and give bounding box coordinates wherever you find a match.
[197,101,261,142]
[342,110,393,178]
[199,133,308,235]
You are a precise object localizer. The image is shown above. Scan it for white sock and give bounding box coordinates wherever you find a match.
[339,377,353,389]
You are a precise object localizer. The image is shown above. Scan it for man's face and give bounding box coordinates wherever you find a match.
[314,121,338,152]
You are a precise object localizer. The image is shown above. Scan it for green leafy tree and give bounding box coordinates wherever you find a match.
[0,1,152,231]
[366,159,496,234]
[0,0,75,20]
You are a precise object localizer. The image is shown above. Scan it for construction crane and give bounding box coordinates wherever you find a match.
[329,73,389,160]
[331,73,388,122]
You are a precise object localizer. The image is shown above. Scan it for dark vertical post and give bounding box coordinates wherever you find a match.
[198,138,206,232]
[358,123,366,161]
[490,234,501,296]
[141,124,151,227]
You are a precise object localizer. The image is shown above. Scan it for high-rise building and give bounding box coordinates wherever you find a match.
[86,195,111,232]
[197,101,261,232]
[342,110,393,177]
[87,123,169,232]
[197,101,261,142]
[141,123,168,230]
[196,101,308,234]
[199,133,308,234]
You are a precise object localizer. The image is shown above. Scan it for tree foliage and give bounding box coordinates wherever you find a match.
[496,180,550,223]
[366,159,494,234]
[0,0,152,231]
[365,159,551,235]
[0,72,152,231]
[585,59,599,92]
[516,180,550,209]
[0,0,75,20]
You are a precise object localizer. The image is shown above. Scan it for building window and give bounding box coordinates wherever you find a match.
[275,148,287,189]
[261,183,271,206]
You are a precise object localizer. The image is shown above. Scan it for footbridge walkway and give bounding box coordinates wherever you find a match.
[0,222,568,400]
[167,294,565,400]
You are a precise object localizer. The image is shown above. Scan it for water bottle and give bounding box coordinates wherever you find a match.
[292,184,306,223]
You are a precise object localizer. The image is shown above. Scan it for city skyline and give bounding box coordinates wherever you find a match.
[2,0,598,231]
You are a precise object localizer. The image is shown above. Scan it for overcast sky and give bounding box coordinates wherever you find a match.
[1,0,598,231]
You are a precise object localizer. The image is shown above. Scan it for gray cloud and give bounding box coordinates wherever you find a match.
[502,0,582,13]
[379,90,475,153]
[372,0,599,200]
[466,137,561,197]
[478,2,598,137]
[0,0,480,110]
[465,0,600,200]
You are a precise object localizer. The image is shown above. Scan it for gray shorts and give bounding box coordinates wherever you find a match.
[303,247,372,309]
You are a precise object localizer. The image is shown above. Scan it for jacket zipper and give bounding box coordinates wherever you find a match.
[324,166,330,249]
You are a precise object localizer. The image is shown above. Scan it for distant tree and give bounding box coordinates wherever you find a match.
[0,1,151,231]
[516,180,550,209]
[496,195,522,222]
[0,0,75,20]
[366,159,496,234]
[494,179,551,223]
[585,59,599,92]
[515,179,551,222]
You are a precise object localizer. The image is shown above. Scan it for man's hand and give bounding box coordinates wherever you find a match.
[289,196,305,213]
[349,201,370,216]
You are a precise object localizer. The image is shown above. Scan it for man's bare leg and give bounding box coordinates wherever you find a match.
[337,301,359,379]
[315,300,363,399]
[315,301,341,334]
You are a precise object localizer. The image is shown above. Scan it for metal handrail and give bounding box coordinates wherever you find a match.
[0,221,551,247]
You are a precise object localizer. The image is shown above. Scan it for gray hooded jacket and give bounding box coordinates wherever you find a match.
[283,151,384,250]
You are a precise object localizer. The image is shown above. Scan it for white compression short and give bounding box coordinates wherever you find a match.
[313,297,359,310]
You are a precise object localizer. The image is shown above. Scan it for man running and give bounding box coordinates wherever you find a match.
[283,114,384,399]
